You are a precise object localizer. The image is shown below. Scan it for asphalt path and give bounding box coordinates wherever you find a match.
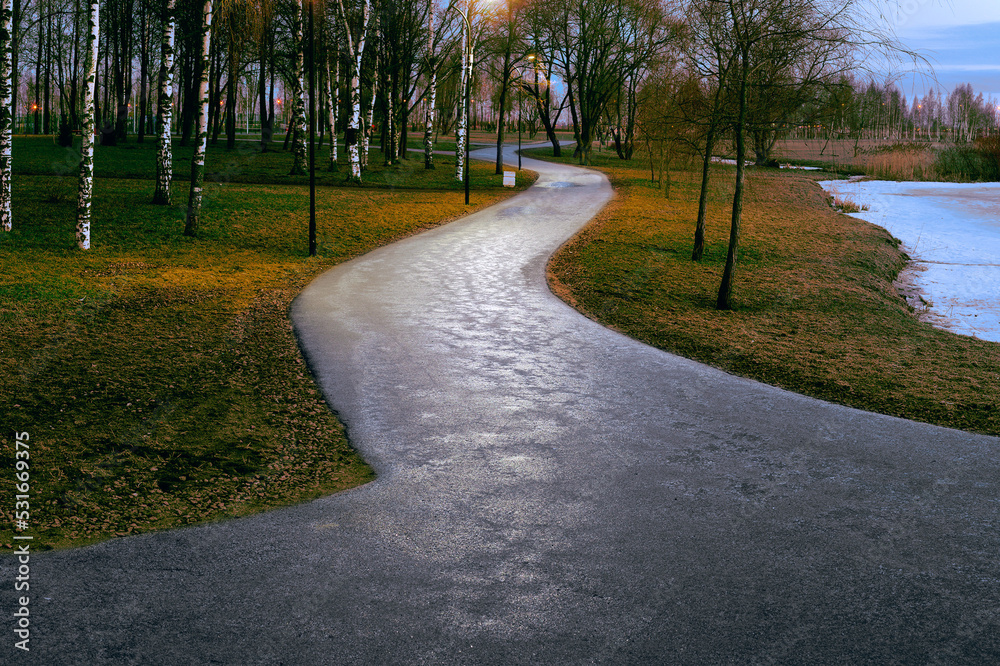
[5,145,1000,664]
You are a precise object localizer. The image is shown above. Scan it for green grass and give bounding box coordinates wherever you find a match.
[2,138,536,550]
[527,146,1000,437]
[11,134,506,189]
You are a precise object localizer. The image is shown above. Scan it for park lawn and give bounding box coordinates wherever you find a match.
[2,141,536,550]
[528,146,1000,437]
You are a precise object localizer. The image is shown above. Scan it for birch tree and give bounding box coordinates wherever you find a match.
[336,0,371,182]
[0,0,12,232]
[76,0,99,250]
[184,0,213,237]
[454,0,475,183]
[423,0,436,168]
[153,0,177,205]
[362,38,376,169]
[326,41,339,170]
[289,0,307,175]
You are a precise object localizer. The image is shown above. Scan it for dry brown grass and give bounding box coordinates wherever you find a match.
[770,138,940,180]
[535,148,1000,436]
[2,154,536,550]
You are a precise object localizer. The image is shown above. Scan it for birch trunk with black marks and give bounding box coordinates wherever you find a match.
[184,0,212,237]
[336,0,369,182]
[423,0,435,169]
[76,0,99,249]
[0,0,13,232]
[455,24,467,182]
[362,44,376,170]
[326,48,338,170]
[289,0,307,175]
[153,0,176,205]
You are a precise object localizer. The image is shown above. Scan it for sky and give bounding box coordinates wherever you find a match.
[882,0,1000,101]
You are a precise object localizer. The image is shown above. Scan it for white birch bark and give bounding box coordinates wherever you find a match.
[153,0,176,205]
[289,0,307,175]
[455,22,467,183]
[0,0,13,232]
[76,0,100,250]
[422,0,435,170]
[326,48,338,170]
[362,46,377,170]
[336,0,369,182]
[184,0,212,237]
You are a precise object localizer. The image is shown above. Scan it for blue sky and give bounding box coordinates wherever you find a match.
[887,0,1000,100]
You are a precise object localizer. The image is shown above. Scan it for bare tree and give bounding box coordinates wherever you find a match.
[698,0,882,310]
[486,0,526,174]
[550,0,669,165]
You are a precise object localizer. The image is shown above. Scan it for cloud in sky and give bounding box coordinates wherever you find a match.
[889,0,1000,30]
[885,2,1000,100]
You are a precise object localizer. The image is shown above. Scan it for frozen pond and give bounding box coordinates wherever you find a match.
[819,180,1000,343]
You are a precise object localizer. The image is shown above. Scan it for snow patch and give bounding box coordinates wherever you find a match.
[819,179,1000,343]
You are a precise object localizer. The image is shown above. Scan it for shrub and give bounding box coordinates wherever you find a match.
[935,145,989,181]
[973,135,1000,181]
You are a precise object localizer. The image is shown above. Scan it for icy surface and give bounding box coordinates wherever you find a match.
[820,180,1000,343]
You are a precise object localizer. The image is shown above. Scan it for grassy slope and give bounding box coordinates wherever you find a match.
[2,137,536,549]
[534,146,1000,437]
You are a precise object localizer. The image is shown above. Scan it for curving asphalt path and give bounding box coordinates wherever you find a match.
[5,146,1000,664]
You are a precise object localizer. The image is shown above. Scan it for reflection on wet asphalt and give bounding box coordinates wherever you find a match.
[10,146,1000,665]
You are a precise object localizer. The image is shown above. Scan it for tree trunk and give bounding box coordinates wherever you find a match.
[208,35,222,144]
[326,47,338,170]
[225,15,238,150]
[337,0,369,182]
[494,54,510,175]
[258,35,270,151]
[0,0,13,231]
[8,0,16,134]
[43,5,52,133]
[184,0,213,237]
[692,125,716,262]
[566,79,582,160]
[361,48,376,170]
[289,0,308,175]
[153,0,176,205]
[423,0,435,169]
[137,7,148,142]
[33,5,42,133]
[455,23,468,182]
[717,57,749,311]
[76,0,99,250]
